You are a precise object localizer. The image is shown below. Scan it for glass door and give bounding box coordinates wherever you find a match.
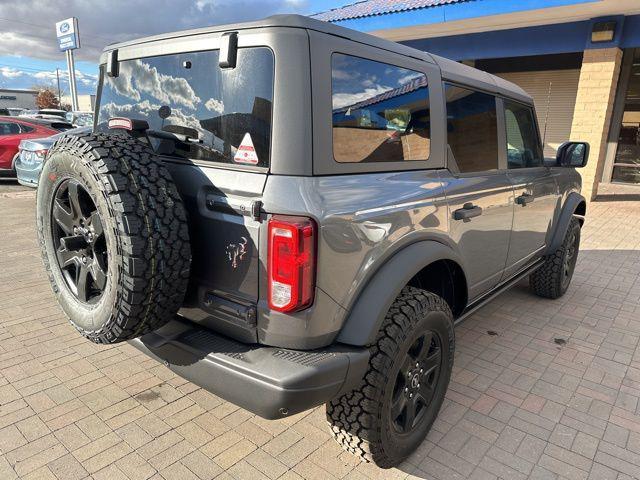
[612,49,640,184]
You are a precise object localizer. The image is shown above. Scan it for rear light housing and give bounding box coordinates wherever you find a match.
[268,215,316,313]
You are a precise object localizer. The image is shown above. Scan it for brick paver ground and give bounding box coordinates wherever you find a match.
[1,181,640,480]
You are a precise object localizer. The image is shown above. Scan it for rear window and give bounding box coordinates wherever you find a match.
[331,53,430,163]
[97,47,274,168]
[445,84,499,173]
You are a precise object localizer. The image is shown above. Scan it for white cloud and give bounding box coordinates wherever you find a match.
[332,85,392,110]
[0,67,24,79]
[101,99,206,138]
[0,0,310,62]
[205,98,224,113]
[0,65,98,94]
[110,59,200,110]
[397,72,422,85]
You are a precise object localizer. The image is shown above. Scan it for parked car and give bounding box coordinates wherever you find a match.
[0,107,25,116]
[36,15,590,468]
[20,108,68,122]
[65,111,94,127]
[0,116,62,175]
[37,109,67,119]
[15,126,91,187]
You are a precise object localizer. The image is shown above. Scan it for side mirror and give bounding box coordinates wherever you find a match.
[556,141,589,168]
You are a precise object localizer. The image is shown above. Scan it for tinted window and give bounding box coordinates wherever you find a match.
[97,48,274,167]
[504,100,544,168]
[445,84,498,173]
[0,122,20,135]
[19,124,35,133]
[331,54,430,163]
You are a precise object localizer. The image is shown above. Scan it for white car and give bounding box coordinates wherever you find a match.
[65,111,94,127]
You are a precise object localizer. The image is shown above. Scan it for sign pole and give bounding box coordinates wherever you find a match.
[66,50,79,111]
[56,17,80,112]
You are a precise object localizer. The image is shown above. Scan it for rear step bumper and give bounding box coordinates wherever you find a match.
[129,317,370,419]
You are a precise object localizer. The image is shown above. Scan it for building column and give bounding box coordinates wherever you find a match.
[570,47,623,201]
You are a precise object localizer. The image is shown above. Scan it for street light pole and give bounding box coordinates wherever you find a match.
[56,68,62,106]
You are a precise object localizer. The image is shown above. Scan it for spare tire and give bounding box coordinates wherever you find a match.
[36,132,191,344]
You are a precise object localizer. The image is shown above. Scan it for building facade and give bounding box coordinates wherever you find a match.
[0,88,37,110]
[61,94,96,112]
[313,0,640,199]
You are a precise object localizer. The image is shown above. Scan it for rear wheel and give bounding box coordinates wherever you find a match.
[326,287,454,468]
[37,132,191,343]
[530,217,581,299]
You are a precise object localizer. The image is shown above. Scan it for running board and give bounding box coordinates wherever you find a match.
[454,258,545,326]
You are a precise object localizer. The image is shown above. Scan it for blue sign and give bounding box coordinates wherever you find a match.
[58,34,78,51]
[55,18,79,52]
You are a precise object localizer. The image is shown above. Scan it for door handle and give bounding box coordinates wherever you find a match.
[453,203,483,221]
[516,193,535,206]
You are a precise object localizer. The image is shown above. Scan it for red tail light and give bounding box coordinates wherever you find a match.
[268,216,316,312]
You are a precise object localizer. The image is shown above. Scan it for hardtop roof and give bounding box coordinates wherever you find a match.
[103,14,531,103]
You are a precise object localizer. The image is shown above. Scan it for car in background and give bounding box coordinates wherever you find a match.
[38,109,67,119]
[15,126,91,187]
[0,116,65,176]
[65,111,94,127]
[0,108,25,116]
[20,109,68,121]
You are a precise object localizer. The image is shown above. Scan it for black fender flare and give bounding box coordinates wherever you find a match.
[336,241,466,346]
[546,192,586,255]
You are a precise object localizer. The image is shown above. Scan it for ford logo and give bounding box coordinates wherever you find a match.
[60,22,70,33]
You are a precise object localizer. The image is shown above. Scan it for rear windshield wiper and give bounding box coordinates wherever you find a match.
[146,129,202,144]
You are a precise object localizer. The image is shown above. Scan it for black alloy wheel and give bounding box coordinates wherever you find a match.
[390,329,442,434]
[51,178,108,304]
[561,228,579,290]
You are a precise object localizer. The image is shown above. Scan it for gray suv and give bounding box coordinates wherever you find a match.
[36,15,589,468]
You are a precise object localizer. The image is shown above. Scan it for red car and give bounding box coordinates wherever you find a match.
[0,116,70,175]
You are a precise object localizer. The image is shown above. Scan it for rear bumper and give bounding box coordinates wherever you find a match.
[15,158,41,187]
[129,317,369,419]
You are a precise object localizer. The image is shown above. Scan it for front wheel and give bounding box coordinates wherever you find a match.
[326,287,454,468]
[530,217,581,299]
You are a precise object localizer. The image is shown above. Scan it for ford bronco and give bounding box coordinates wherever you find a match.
[36,15,589,468]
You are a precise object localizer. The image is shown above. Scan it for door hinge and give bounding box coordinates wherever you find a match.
[251,200,263,221]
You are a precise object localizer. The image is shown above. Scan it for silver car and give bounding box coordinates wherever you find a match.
[15,126,91,187]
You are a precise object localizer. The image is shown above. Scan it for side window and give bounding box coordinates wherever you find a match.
[445,84,498,173]
[504,100,544,168]
[331,53,430,163]
[0,122,20,135]
[19,124,35,133]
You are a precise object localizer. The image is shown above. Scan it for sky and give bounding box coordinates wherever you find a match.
[0,0,348,96]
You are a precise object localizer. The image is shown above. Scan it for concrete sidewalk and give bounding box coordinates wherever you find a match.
[1,184,640,480]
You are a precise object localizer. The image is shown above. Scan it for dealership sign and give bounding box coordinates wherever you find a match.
[55,17,80,51]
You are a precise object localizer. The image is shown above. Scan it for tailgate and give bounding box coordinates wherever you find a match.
[166,161,266,341]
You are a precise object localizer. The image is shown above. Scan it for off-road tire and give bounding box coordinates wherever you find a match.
[36,132,191,343]
[327,287,454,468]
[530,217,581,299]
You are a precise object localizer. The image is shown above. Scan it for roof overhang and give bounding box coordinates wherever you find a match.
[331,0,640,42]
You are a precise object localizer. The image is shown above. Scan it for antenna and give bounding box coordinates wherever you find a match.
[542,81,552,155]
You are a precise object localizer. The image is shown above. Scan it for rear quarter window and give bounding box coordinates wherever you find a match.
[97,47,274,168]
[445,84,499,173]
[331,53,431,164]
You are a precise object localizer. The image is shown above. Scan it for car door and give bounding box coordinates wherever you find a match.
[441,84,515,301]
[0,120,22,169]
[501,99,559,278]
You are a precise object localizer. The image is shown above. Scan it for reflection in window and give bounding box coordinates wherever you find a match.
[97,48,274,167]
[613,49,640,184]
[445,85,498,173]
[504,100,544,169]
[331,54,430,163]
